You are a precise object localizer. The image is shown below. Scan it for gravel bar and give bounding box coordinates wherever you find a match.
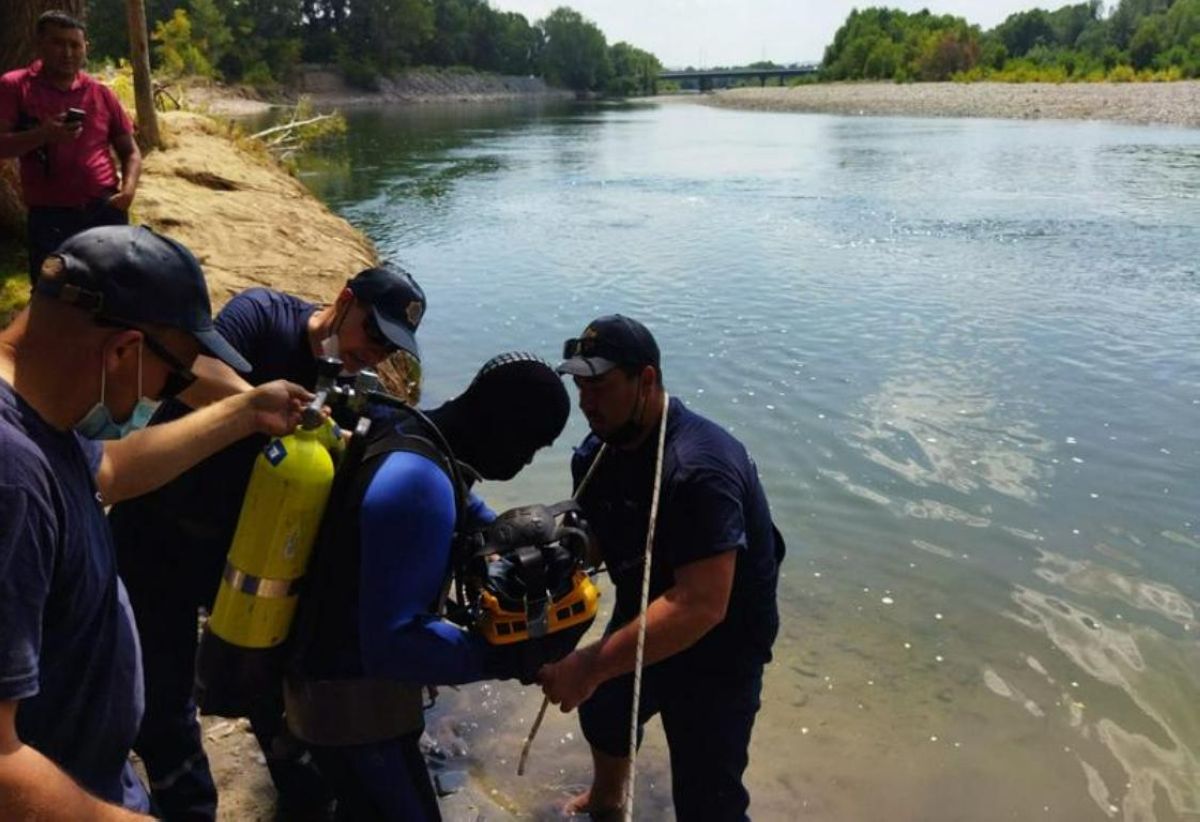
[704,82,1200,128]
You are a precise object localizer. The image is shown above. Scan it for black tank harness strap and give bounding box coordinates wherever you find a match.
[285,404,470,748]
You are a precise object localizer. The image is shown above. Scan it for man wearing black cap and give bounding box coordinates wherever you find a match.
[540,315,785,821]
[106,264,427,819]
[0,225,310,819]
[288,352,572,820]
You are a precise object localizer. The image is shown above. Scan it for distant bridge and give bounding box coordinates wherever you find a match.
[659,64,821,90]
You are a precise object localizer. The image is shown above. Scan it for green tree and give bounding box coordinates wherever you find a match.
[340,0,433,74]
[494,11,542,75]
[823,7,982,80]
[606,41,661,96]
[1129,12,1169,68]
[153,9,213,77]
[539,6,610,92]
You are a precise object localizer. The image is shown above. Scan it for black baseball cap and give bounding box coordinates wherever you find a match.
[347,263,426,360]
[34,225,251,372]
[557,314,661,378]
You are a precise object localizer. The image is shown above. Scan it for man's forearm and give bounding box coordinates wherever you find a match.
[176,355,254,409]
[0,129,46,159]
[98,391,260,503]
[589,590,718,682]
[118,148,141,196]
[0,744,149,821]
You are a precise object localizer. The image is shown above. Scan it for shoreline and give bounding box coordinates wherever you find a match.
[704,81,1200,128]
[186,68,573,116]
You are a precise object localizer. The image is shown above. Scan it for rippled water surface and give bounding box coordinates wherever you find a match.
[299,100,1200,820]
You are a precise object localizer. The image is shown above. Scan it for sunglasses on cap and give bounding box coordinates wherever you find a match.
[363,310,400,353]
[97,317,199,399]
[562,336,629,362]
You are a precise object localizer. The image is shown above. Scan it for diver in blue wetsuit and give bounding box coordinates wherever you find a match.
[287,352,571,821]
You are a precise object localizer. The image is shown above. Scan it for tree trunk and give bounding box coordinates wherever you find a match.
[0,0,86,240]
[125,0,160,150]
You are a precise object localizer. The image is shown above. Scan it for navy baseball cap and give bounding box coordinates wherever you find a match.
[347,263,425,360]
[557,314,661,377]
[35,225,251,372]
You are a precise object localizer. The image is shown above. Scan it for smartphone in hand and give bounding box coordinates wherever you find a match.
[64,108,86,126]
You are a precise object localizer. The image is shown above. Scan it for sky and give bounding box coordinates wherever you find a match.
[490,0,1059,68]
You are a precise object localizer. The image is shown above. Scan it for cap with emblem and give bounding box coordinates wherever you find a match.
[35,225,251,372]
[347,262,426,360]
[556,314,661,378]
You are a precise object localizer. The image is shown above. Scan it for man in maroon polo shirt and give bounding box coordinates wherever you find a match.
[0,10,142,283]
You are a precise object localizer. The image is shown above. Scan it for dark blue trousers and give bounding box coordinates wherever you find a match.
[579,660,764,822]
[26,197,128,282]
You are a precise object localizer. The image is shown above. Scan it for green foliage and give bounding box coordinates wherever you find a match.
[606,41,661,96]
[826,1,1199,82]
[539,7,611,92]
[154,10,212,78]
[84,0,656,96]
[822,8,985,81]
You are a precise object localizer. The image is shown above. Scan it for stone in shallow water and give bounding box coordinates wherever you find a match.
[435,770,468,797]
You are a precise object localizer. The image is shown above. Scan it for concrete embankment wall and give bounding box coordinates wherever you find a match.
[294,66,573,105]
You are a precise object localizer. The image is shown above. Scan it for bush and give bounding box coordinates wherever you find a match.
[338,55,382,90]
[1107,64,1137,81]
[153,9,214,78]
[242,62,277,89]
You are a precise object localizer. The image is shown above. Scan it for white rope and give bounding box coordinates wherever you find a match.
[517,441,609,776]
[624,390,669,821]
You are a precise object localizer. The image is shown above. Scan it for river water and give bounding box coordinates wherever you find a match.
[298,100,1200,821]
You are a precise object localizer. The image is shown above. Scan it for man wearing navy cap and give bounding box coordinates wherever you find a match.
[540,314,785,821]
[0,225,311,819]
[107,264,427,819]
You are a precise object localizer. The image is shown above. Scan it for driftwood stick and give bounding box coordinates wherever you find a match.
[250,114,336,141]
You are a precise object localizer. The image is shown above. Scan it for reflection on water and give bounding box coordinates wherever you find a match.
[298,102,1200,820]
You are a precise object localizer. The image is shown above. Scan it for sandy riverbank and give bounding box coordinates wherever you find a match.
[706,81,1200,128]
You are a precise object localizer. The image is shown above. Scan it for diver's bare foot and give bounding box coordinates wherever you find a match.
[562,789,623,819]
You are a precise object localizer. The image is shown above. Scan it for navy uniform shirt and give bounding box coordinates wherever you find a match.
[108,288,318,600]
[571,396,783,674]
[0,380,149,810]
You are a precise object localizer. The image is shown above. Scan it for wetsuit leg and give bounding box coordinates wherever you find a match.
[659,667,764,822]
[246,696,334,816]
[312,733,440,822]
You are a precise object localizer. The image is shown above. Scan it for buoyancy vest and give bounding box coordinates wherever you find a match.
[285,419,462,747]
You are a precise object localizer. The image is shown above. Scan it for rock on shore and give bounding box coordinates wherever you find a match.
[706,81,1200,128]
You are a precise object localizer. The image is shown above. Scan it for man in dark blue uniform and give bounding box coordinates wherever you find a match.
[0,225,309,819]
[107,264,427,820]
[540,315,784,821]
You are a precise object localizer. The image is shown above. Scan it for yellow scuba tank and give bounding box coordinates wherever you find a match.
[194,421,336,716]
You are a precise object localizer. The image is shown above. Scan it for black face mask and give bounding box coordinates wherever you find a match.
[599,378,646,447]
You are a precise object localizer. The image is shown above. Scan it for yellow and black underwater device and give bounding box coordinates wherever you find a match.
[459,500,600,675]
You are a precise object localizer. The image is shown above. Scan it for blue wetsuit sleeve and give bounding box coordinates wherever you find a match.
[465,490,496,528]
[358,451,490,685]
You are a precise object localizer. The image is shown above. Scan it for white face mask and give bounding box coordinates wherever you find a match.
[74,343,162,440]
[321,329,340,360]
